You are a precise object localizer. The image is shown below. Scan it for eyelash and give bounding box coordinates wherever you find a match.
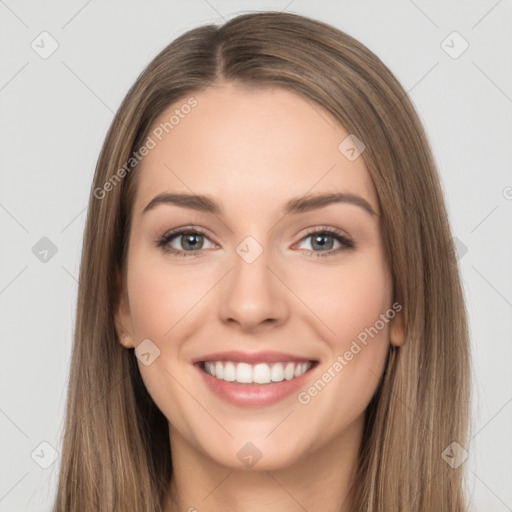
[155,225,355,258]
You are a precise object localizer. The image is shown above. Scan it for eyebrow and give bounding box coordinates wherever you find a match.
[142,191,378,217]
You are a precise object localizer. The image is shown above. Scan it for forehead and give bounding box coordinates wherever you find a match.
[132,83,378,217]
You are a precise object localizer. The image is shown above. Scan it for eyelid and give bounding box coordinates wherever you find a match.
[297,224,351,240]
[159,224,213,242]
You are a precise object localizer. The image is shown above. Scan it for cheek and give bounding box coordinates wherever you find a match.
[126,249,206,339]
[125,252,200,425]
[335,266,392,345]
[124,248,213,401]
[305,256,392,408]
[293,252,393,349]
[293,253,392,405]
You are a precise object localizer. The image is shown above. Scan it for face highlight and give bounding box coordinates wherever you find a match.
[115,83,402,473]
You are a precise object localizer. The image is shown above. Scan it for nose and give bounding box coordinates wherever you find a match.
[218,243,290,332]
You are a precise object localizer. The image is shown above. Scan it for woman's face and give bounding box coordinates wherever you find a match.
[116,82,403,471]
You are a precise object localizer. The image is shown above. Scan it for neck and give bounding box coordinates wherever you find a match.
[164,414,363,512]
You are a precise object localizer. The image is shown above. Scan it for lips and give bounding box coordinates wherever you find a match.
[192,350,319,407]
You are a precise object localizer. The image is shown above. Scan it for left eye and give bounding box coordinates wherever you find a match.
[294,229,354,257]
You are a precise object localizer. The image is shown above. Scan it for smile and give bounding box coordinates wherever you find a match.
[192,351,319,407]
[201,360,314,384]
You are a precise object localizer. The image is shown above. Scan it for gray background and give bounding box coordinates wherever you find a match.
[1,1,511,510]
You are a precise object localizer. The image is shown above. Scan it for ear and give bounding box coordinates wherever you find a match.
[113,269,134,349]
[389,308,405,347]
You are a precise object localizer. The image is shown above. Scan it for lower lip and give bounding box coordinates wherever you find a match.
[195,363,317,407]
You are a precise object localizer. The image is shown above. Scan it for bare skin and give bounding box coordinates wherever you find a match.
[115,82,403,512]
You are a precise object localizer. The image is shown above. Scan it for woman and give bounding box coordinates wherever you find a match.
[53,11,470,511]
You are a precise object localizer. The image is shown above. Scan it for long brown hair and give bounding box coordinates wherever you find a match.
[53,11,470,511]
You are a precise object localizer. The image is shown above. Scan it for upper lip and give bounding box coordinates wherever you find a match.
[191,350,317,365]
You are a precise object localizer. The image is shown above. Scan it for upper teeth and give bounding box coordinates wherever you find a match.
[203,361,312,384]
